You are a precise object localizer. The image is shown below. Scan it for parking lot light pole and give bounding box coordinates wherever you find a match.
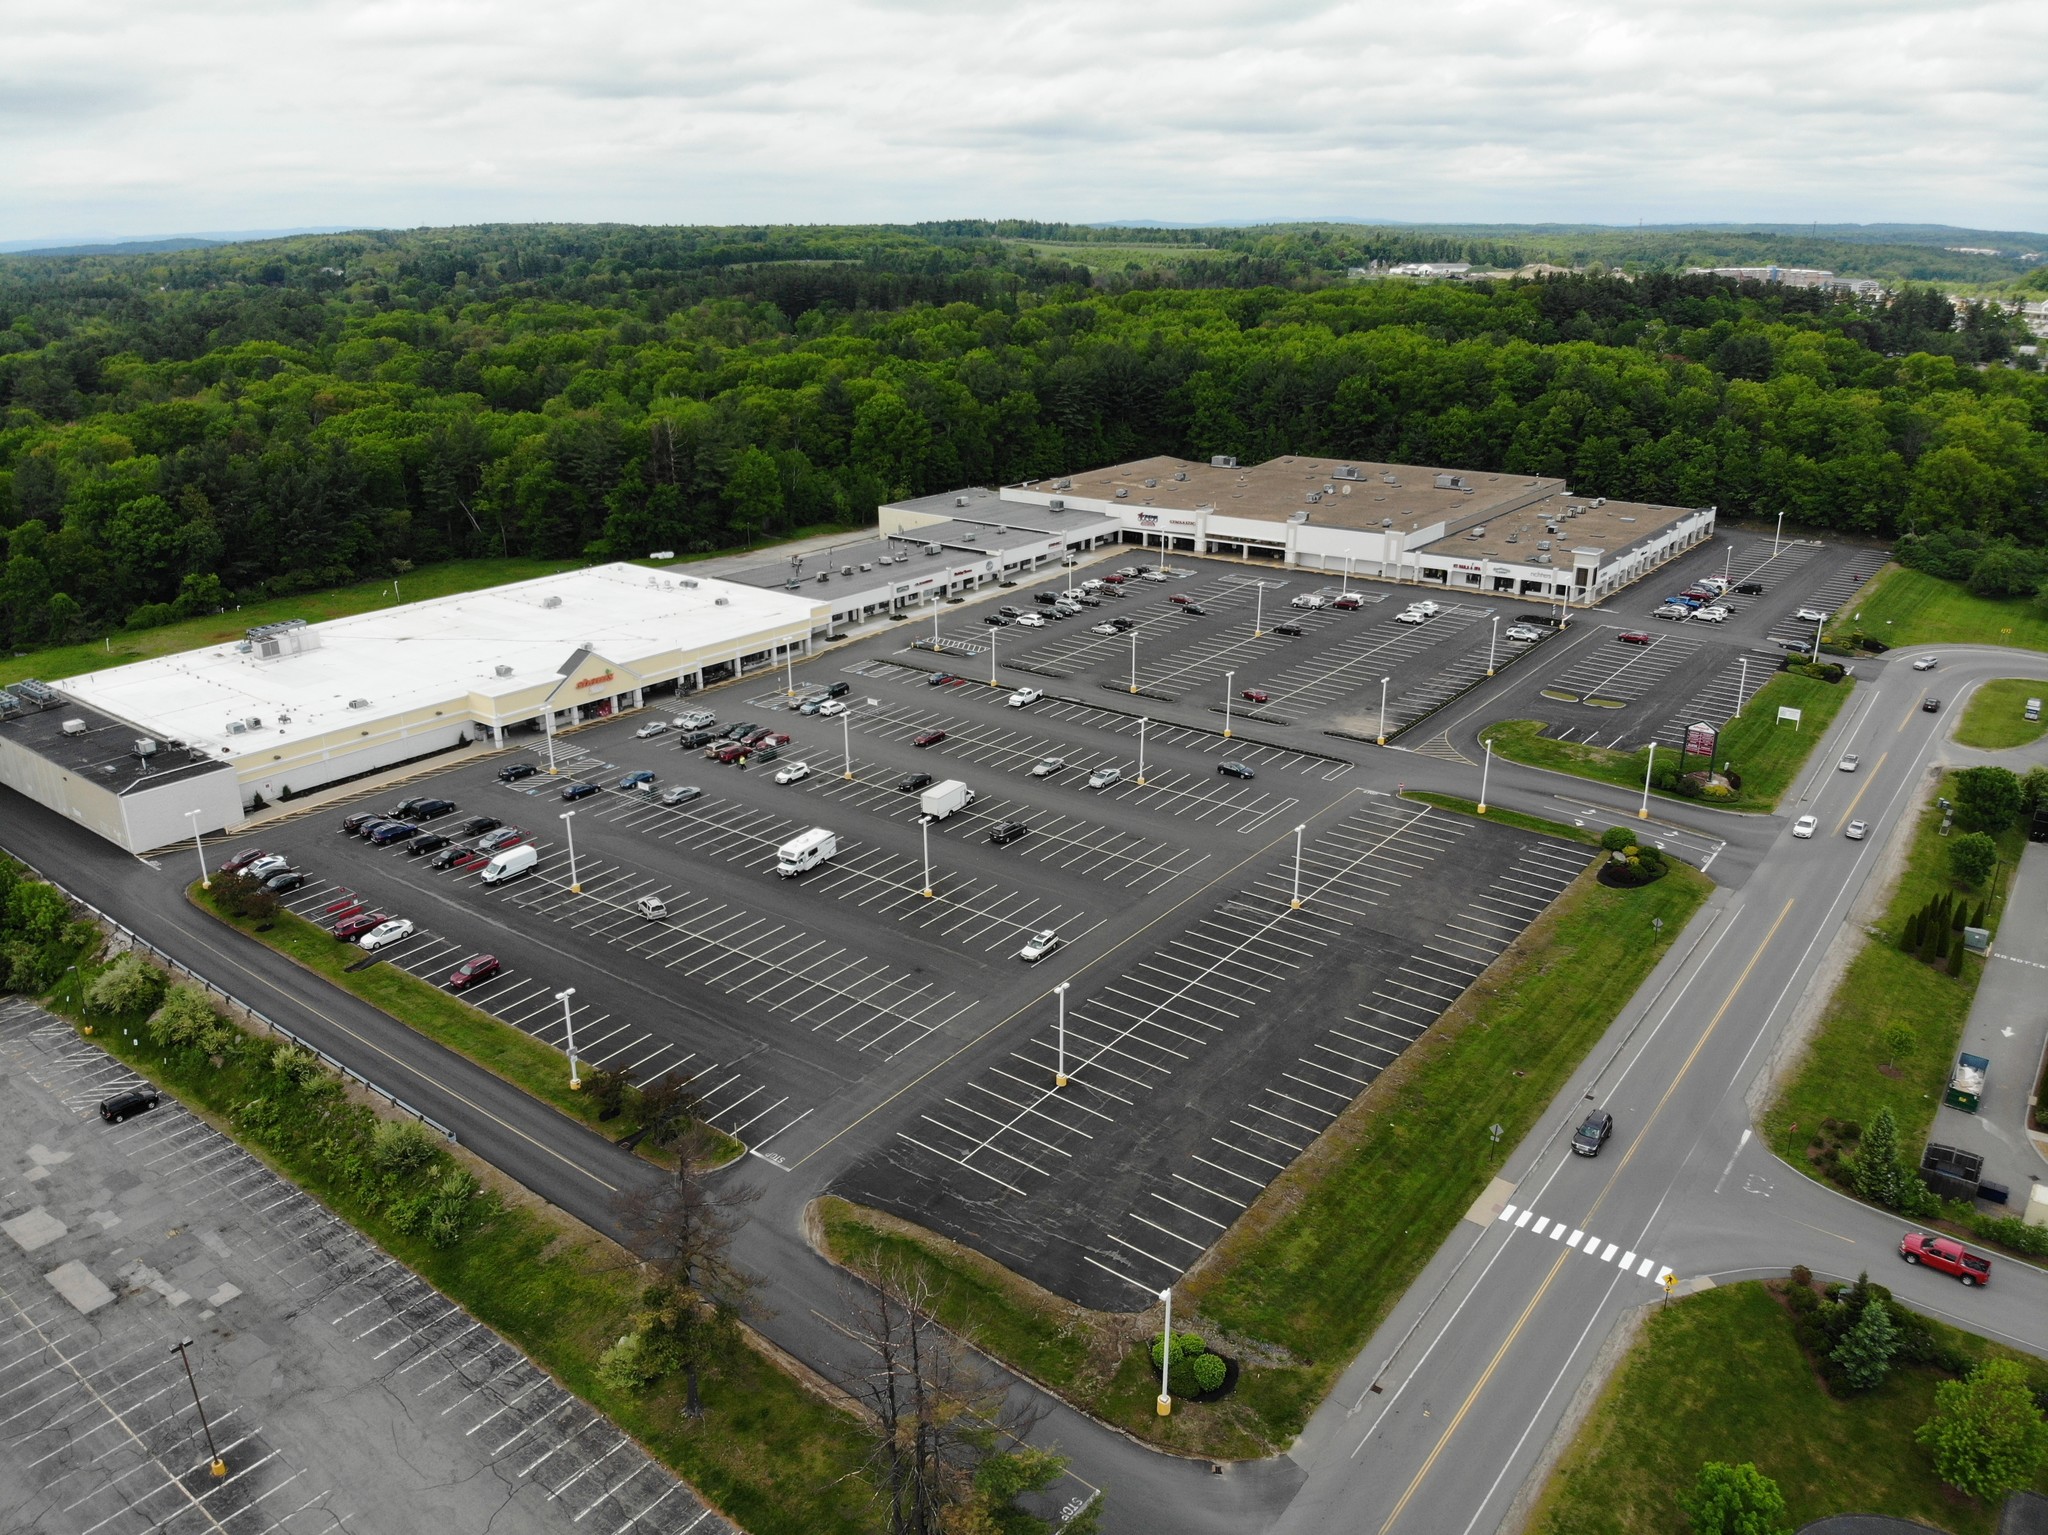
[1136,716,1148,785]
[186,809,209,890]
[545,714,559,775]
[171,1338,227,1477]
[1809,613,1824,663]
[1128,630,1139,695]
[1639,741,1657,820]
[1487,613,1500,676]
[1156,1289,1174,1416]
[1223,670,1235,738]
[1342,556,1352,596]
[931,599,942,652]
[842,710,854,780]
[919,815,934,899]
[1734,657,1749,721]
[1253,581,1264,639]
[1290,823,1306,908]
[560,810,582,892]
[1772,509,1784,556]
[989,628,999,687]
[1377,676,1391,745]
[785,647,796,698]
[1054,981,1069,1088]
[555,987,580,1088]
[1476,737,1493,815]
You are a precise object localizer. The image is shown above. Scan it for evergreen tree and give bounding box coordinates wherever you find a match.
[1853,1108,1905,1207]
[1831,1291,1900,1390]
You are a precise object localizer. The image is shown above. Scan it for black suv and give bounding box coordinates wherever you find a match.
[99,1087,163,1124]
[342,810,381,834]
[825,681,851,698]
[678,730,717,750]
[724,721,761,742]
[1572,1110,1614,1157]
[498,761,538,783]
[987,821,1028,845]
[1734,581,1765,595]
[1033,592,1060,606]
[461,816,502,837]
[412,798,457,819]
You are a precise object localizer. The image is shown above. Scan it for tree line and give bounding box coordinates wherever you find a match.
[0,223,2043,653]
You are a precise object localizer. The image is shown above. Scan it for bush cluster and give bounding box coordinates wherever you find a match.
[0,863,97,995]
[1901,892,1983,970]
[1599,841,1670,887]
[1149,1330,1229,1396]
[207,870,280,924]
[1784,1267,1957,1394]
[1786,660,1847,683]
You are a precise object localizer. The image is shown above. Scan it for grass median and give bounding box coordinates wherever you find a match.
[1399,791,1602,845]
[1827,565,2048,654]
[821,858,1712,1457]
[191,882,738,1164]
[1483,670,1853,813]
[1529,1281,2048,1535]
[1955,678,2048,750]
[1765,772,2025,1173]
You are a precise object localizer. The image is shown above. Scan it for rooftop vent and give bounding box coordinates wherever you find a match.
[682,577,699,588]
[1537,540,1552,551]
[225,720,248,734]
[955,495,969,507]
[860,562,873,572]
[1174,470,1188,481]
[243,716,262,729]
[495,664,514,677]
[1115,488,1129,499]
[1287,510,1310,524]
[61,718,87,736]
[348,699,370,710]
[132,738,157,757]
[841,564,855,575]
[1593,498,1606,507]
[816,572,830,583]
[1056,479,1072,490]
[542,595,563,609]
[714,596,730,606]
[1305,492,1323,504]
[1210,455,1238,468]
[1335,465,1361,479]
[1532,553,1554,565]
[1143,478,1157,488]
[1049,498,1065,511]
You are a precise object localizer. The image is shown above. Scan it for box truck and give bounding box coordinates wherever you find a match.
[479,844,538,885]
[776,828,837,877]
[919,780,976,821]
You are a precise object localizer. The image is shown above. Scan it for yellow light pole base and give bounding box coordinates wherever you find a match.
[1055,1074,1068,1088]
[1289,898,1303,909]
[1375,735,1386,746]
[1129,686,1138,695]
[1222,728,1232,739]
[210,1458,227,1479]
[571,883,583,893]
[1486,668,1496,677]
[1156,1396,1172,1417]
[1476,804,1487,815]
[569,1078,582,1091]
[1135,777,1147,786]
[922,888,935,900]
[200,879,211,891]
[82,1024,93,1035]
[843,772,854,781]
[1638,808,1650,820]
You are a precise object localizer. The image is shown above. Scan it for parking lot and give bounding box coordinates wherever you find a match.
[0,999,727,1535]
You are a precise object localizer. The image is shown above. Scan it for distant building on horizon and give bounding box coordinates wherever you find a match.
[1687,264,1884,297]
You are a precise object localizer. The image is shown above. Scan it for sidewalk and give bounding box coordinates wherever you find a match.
[1931,837,2048,1206]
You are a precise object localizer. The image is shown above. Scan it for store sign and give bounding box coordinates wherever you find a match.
[1685,721,1719,759]
[1138,513,1159,527]
[574,670,616,691]
[1452,560,1483,573]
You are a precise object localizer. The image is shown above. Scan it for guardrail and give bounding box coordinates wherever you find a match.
[7,855,459,1144]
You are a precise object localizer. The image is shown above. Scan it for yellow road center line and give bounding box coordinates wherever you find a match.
[1832,753,1885,834]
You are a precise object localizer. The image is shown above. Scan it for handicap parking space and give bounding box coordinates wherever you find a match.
[830,799,1594,1309]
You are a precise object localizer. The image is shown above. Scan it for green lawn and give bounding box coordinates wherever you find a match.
[1764,773,2026,1171]
[1955,678,2048,750]
[195,885,738,1164]
[39,961,877,1535]
[1400,791,1602,845]
[821,858,1712,1456]
[1531,1282,2048,1535]
[1482,671,1853,813]
[1828,566,2048,654]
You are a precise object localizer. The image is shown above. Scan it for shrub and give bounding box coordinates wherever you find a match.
[1600,825,1637,852]
[147,986,233,1053]
[1188,1352,1227,1393]
[1678,1461,1791,1535]
[370,1118,441,1176]
[1918,1358,2048,1502]
[1830,1292,1900,1391]
[269,1042,325,1088]
[1151,1331,1208,1371]
[1952,766,2023,834]
[87,952,166,1016]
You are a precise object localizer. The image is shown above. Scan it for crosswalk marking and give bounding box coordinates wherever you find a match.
[1494,1204,1671,1287]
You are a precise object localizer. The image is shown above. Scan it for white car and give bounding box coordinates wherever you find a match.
[359,918,416,951]
[1139,569,1168,582]
[1791,815,1818,839]
[1845,820,1868,840]
[1504,625,1543,642]
[1090,621,1119,636]
[635,720,669,738]
[1081,579,1105,592]
[817,699,848,717]
[1695,607,1729,622]
[1795,607,1829,623]
[1018,928,1062,963]
[1006,688,1043,709]
[1654,605,1692,620]
[1291,594,1327,610]
[1912,656,1938,671]
[1030,757,1065,778]
[1396,610,1428,624]
[773,760,811,785]
[1837,753,1860,772]
[1087,765,1122,790]
[675,709,716,730]
[1407,600,1441,615]
[1015,612,1045,627]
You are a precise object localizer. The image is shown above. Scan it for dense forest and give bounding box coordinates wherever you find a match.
[0,221,2044,652]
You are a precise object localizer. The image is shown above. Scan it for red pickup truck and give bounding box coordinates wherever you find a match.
[1900,1232,1992,1286]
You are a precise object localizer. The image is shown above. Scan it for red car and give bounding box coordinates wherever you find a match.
[447,954,501,991]
[1241,688,1271,703]
[748,730,793,749]
[912,729,948,748]
[332,912,389,941]
[1170,593,1193,604]
[707,741,746,763]
[324,893,363,917]
[1900,1232,1991,1286]
[217,846,267,874]
[1102,574,1126,584]
[1332,594,1364,610]
[1617,631,1653,645]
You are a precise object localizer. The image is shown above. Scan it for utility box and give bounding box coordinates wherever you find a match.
[2027,1184,2048,1229]
[1963,926,1990,952]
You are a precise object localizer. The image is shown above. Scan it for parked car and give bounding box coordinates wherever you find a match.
[498,761,538,783]
[1240,688,1270,704]
[1029,757,1065,778]
[1217,761,1256,779]
[1180,603,1206,616]
[1396,610,1429,625]
[461,816,502,837]
[660,785,703,806]
[798,696,826,715]
[1007,688,1043,709]
[371,822,420,846]
[430,845,471,871]
[1074,593,1101,607]
[825,682,851,698]
[1504,625,1543,641]
[561,781,599,800]
[1015,612,1046,627]
[1290,594,1326,609]
[1912,656,1939,671]
[678,730,718,749]
[987,821,1028,845]
[1845,820,1868,840]
[217,846,267,874]
[408,833,452,856]
[263,870,308,893]
[359,918,416,952]
[1837,753,1861,772]
[342,811,381,835]
[751,731,793,749]
[1109,616,1135,631]
[1408,600,1441,614]
[1792,814,1818,838]
[1091,622,1120,635]
[1618,630,1653,645]
[99,1088,163,1124]
[896,772,934,793]
[476,827,525,852]
[1087,765,1122,790]
[1795,607,1829,623]
[332,912,388,940]
[913,729,948,748]
[676,708,718,729]
[413,798,457,818]
[635,720,670,738]
[1333,594,1364,610]
[447,954,501,991]
[1692,608,1727,623]
[387,796,433,818]
[1273,622,1305,637]
[1653,606,1692,621]
[1018,929,1062,963]
[1571,1110,1614,1157]
[818,699,848,717]
[1734,581,1765,595]
[707,741,745,763]
[984,614,1010,627]
[723,721,761,741]
[245,854,292,878]
[1171,593,1194,605]
[1900,1232,1991,1286]
[927,673,956,687]
[1033,592,1061,606]
[618,770,658,790]
[773,760,811,784]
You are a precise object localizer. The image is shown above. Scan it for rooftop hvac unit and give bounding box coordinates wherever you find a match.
[1174,470,1188,481]
[860,562,873,572]
[1210,455,1238,468]
[1305,492,1323,504]
[132,738,157,757]
[542,595,563,609]
[1056,479,1072,489]
[1505,534,1519,544]
[495,664,514,677]
[1287,510,1310,524]
[1335,465,1361,479]
[1049,498,1065,511]
[817,572,830,583]
[1538,540,1552,550]
[1143,478,1157,488]
[61,718,87,736]
[0,692,22,716]
[348,699,370,710]
[925,544,941,556]
[226,720,248,734]
[1594,498,1606,506]
[1115,488,1129,499]
[955,495,969,507]
[1532,554,1554,565]
[236,640,253,653]
[243,716,262,729]
[682,577,699,588]
[16,679,57,705]
[841,564,854,575]
[714,596,730,606]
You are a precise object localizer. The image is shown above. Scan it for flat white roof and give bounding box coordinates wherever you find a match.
[60,563,824,766]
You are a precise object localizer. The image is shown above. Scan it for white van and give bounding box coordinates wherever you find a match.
[776,828,838,877]
[632,895,668,921]
[479,844,538,885]
[2027,698,2042,722]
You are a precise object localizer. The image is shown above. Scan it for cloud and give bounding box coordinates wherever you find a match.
[0,0,2042,239]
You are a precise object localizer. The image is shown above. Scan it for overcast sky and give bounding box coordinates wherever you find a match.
[4,0,2044,242]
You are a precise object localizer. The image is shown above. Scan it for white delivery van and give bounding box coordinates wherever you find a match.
[479,844,538,885]
[919,780,976,820]
[776,828,838,877]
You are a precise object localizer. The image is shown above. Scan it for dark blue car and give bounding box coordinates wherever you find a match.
[370,821,419,846]
[561,781,599,801]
